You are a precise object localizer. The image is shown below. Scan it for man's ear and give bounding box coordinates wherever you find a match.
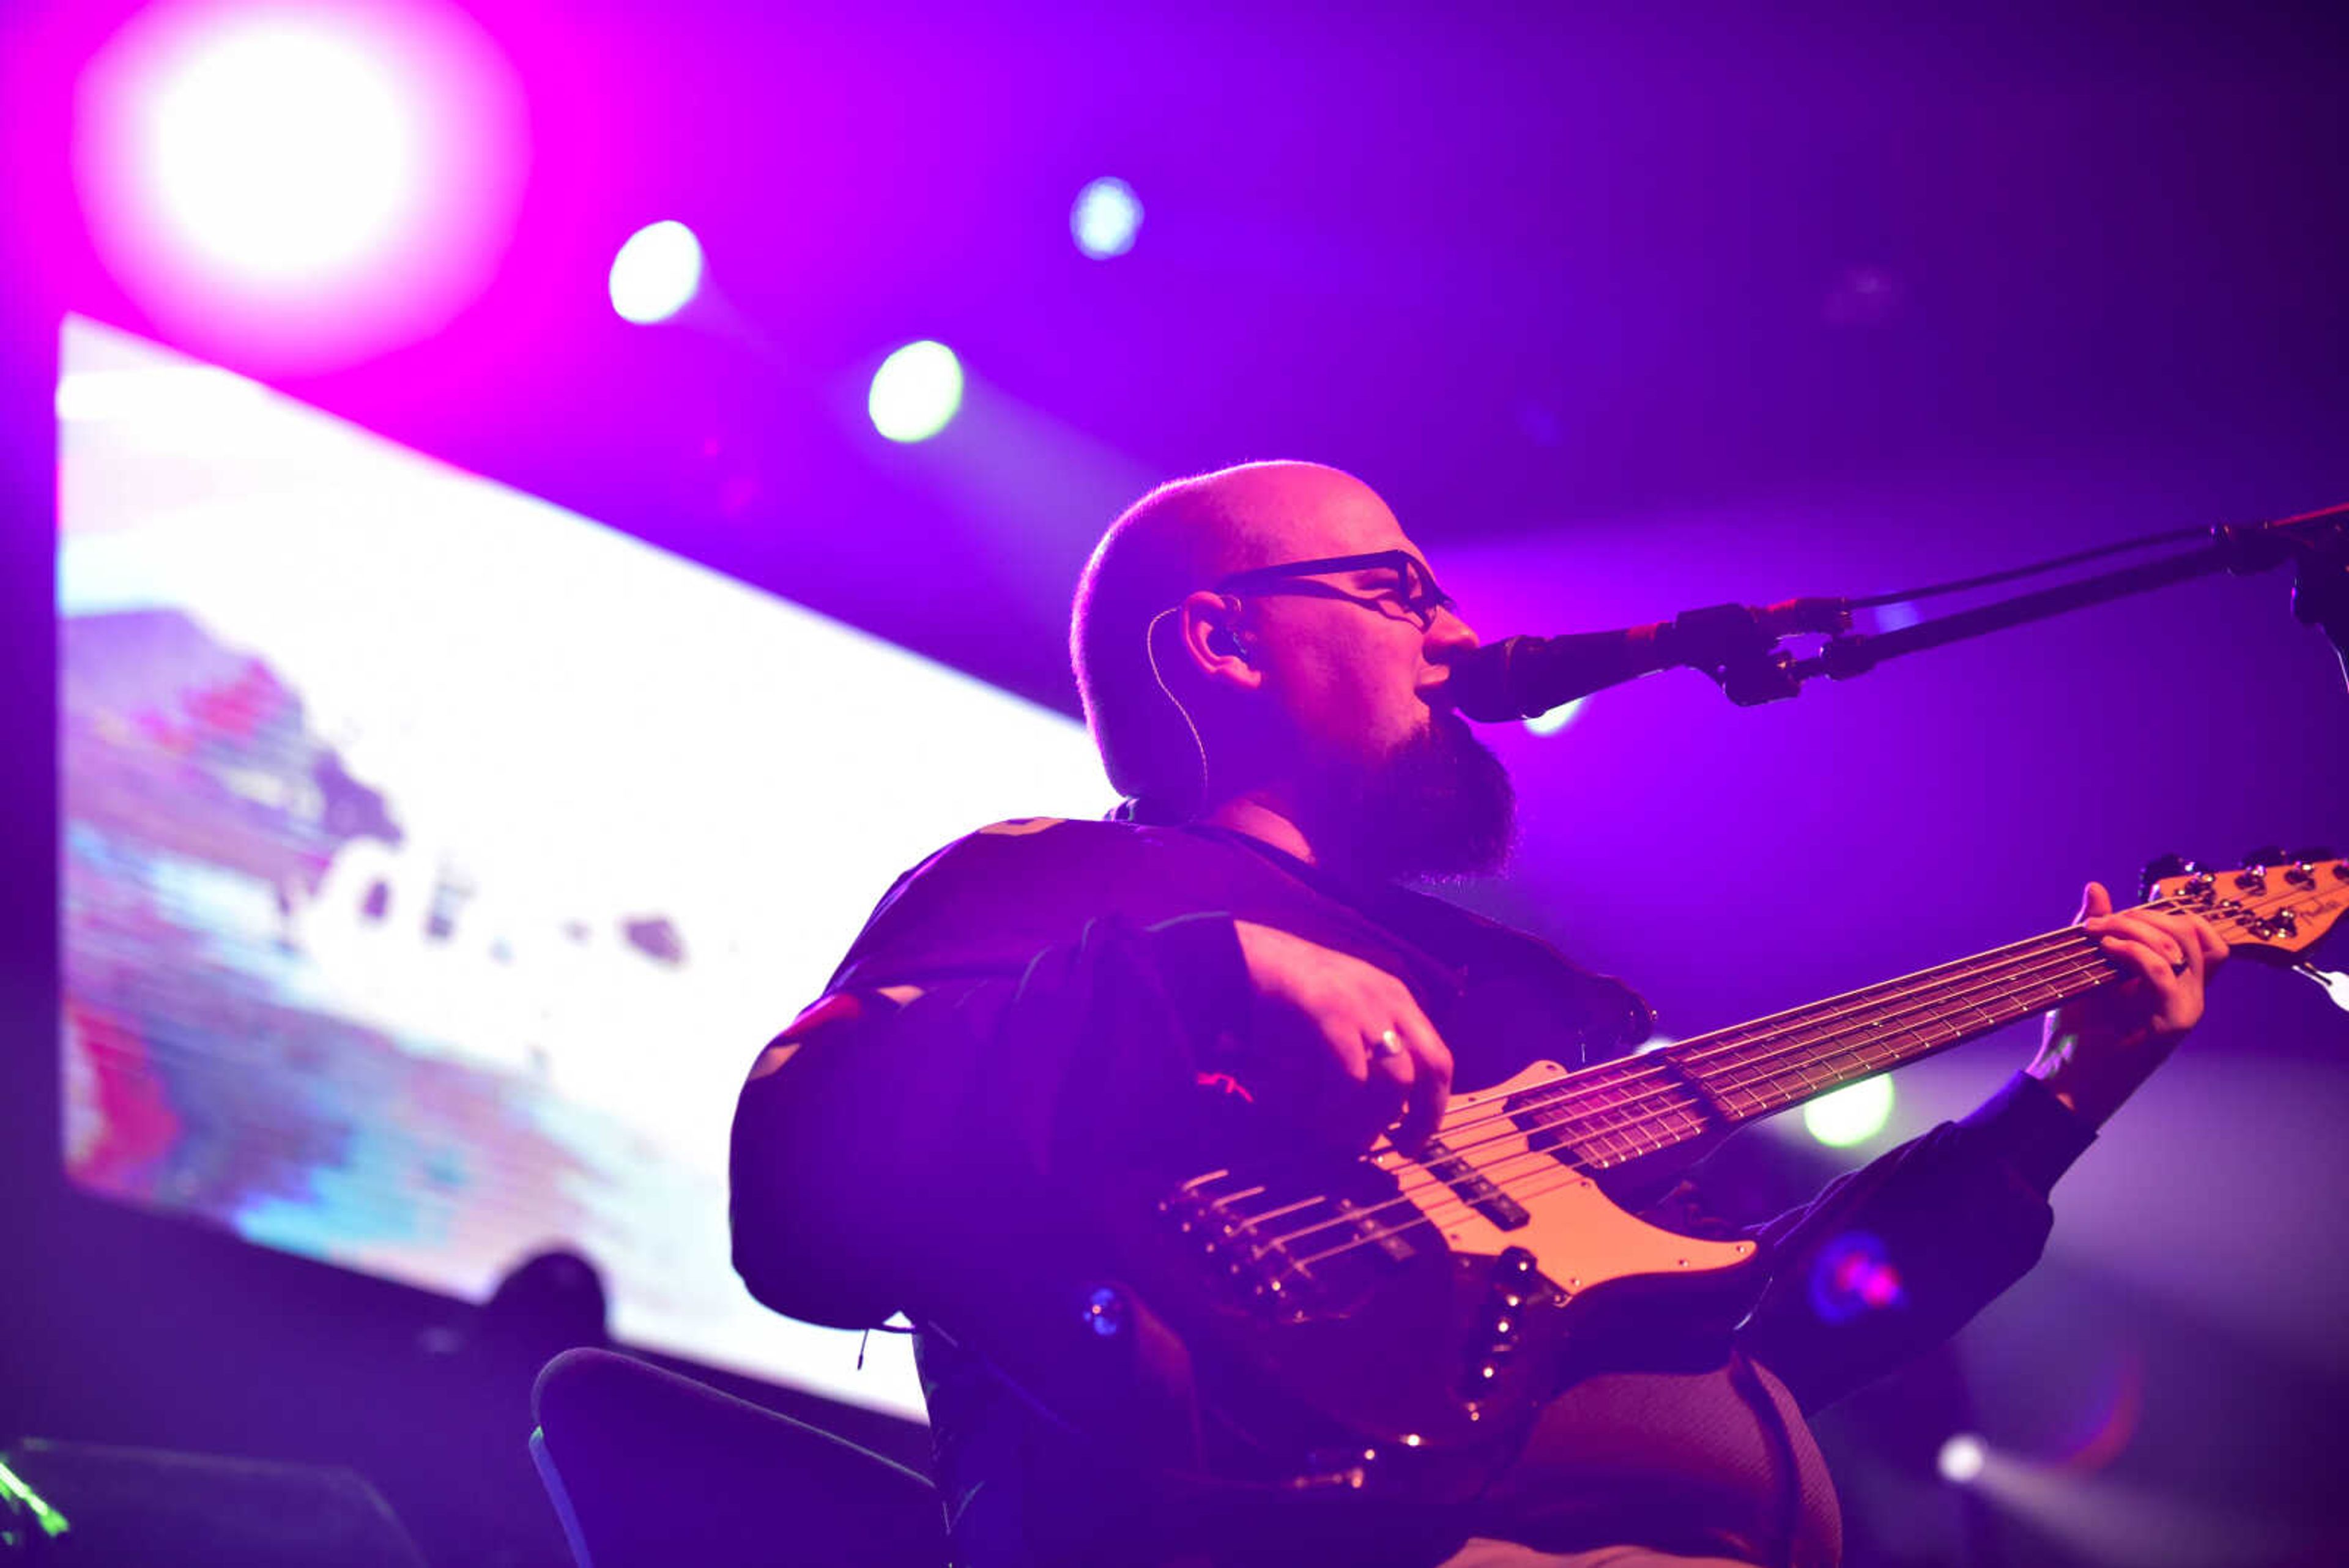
[1175,590,1262,689]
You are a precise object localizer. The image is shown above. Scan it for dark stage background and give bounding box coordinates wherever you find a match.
[4,4,2347,1566]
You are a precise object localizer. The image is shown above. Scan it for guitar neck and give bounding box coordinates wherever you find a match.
[1503,916,2134,1171]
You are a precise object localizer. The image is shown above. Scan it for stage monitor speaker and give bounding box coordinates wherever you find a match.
[0,1438,426,1566]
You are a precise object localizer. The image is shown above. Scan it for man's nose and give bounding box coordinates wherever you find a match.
[1425,602,1480,657]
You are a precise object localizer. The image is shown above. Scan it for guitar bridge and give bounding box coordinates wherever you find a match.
[1160,1176,1317,1307]
[1159,1161,1432,1315]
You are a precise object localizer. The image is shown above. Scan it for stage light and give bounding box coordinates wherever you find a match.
[1803,1075,1894,1147]
[1071,177,1143,259]
[74,1,527,370]
[1808,1232,1904,1323]
[146,18,418,283]
[1524,699,1586,737]
[609,221,704,325]
[869,341,964,443]
[1939,1433,1988,1485]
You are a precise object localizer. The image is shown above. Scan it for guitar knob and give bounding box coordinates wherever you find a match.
[2287,863,2318,888]
[2236,868,2268,893]
[1494,1247,1538,1282]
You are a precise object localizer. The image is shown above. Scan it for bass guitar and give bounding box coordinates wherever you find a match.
[1067,852,2346,1504]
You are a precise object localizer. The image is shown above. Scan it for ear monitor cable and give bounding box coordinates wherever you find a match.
[1143,606,1212,820]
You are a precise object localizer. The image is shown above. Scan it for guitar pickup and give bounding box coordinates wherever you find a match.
[1420,1138,1529,1231]
[1332,1195,1419,1261]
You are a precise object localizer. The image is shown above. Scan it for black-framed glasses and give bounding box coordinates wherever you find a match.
[1211,549,1457,631]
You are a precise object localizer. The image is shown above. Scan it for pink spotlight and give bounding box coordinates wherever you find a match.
[75,2,529,372]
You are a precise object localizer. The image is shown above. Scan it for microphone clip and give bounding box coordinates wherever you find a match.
[1662,603,1797,706]
[1663,598,1852,707]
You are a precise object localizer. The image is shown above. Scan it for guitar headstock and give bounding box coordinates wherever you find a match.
[2143,847,2348,960]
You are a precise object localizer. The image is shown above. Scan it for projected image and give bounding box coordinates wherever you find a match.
[57,315,1113,1419]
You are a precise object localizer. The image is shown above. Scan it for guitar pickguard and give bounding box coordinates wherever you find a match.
[1373,1060,1755,1302]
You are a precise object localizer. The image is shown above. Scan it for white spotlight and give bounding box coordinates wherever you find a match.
[868,341,965,443]
[1803,1074,1894,1148]
[1939,1433,1988,1485]
[609,221,705,325]
[146,17,422,284]
[1524,699,1586,737]
[1071,177,1143,259]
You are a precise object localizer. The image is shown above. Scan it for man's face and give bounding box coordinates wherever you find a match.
[1222,480,1514,877]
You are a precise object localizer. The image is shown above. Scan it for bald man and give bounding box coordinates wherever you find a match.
[730,463,2221,1568]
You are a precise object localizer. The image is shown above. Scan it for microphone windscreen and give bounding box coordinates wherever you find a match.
[1445,637,1532,722]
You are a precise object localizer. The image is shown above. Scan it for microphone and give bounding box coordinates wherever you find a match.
[1448,598,1852,720]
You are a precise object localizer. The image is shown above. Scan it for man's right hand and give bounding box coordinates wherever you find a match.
[1231,920,1453,1155]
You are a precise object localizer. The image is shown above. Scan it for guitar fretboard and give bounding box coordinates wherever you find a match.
[1496,921,2128,1170]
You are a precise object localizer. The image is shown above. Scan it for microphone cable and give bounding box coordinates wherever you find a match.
[1846,524,2210,609]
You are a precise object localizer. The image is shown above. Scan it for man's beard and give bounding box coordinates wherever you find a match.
[1315,710,1516,883]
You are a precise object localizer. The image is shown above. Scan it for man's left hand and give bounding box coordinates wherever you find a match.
[2027,880,2229,1129]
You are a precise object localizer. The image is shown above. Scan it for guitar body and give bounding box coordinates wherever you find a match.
[1086,1061,1758,1503]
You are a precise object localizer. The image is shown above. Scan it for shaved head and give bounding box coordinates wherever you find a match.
[1074,459,1512,876]
[1073,461,1398,807]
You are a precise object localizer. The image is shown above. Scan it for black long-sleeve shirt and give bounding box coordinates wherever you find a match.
[730,817,2095,1567]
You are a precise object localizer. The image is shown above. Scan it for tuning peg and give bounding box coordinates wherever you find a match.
[2243,845,2288,869]
[2140,853,2193,901]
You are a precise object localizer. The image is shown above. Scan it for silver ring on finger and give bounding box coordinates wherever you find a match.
[1371,1027,1406,1061]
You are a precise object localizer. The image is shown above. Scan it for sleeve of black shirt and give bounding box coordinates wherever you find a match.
[729,861,1253,1331]
[1731,1071,2097,1414]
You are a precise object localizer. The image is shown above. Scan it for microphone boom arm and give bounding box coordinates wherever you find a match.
[1803,505,2349,694]
[1453,502,2349,721]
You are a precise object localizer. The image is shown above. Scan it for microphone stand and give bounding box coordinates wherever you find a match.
[1717,503,2349,705]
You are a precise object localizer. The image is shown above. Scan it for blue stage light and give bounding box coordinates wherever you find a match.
[1071,177,1143,259]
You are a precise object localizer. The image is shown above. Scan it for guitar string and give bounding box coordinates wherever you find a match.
[1273,950,2130,1277]
[1237,942,2124,1270]
[1278,965,2134,1280]
[1391,909,2170,1183]
[1232,940,2123,1272]
[1505,880,2304,1137]
[1412,888,2263,1167]
[1264,883,2308,1277]
[1264,886,2284,1265]
[1177,879,2309,1279]
[1184,880,2295,1225]
[1417,919,2109,1167]
[1377,933,2107,1205]
[1436,894,2194,1149]
[1226,886,2301,1272]
[1425,924,2098,1156]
